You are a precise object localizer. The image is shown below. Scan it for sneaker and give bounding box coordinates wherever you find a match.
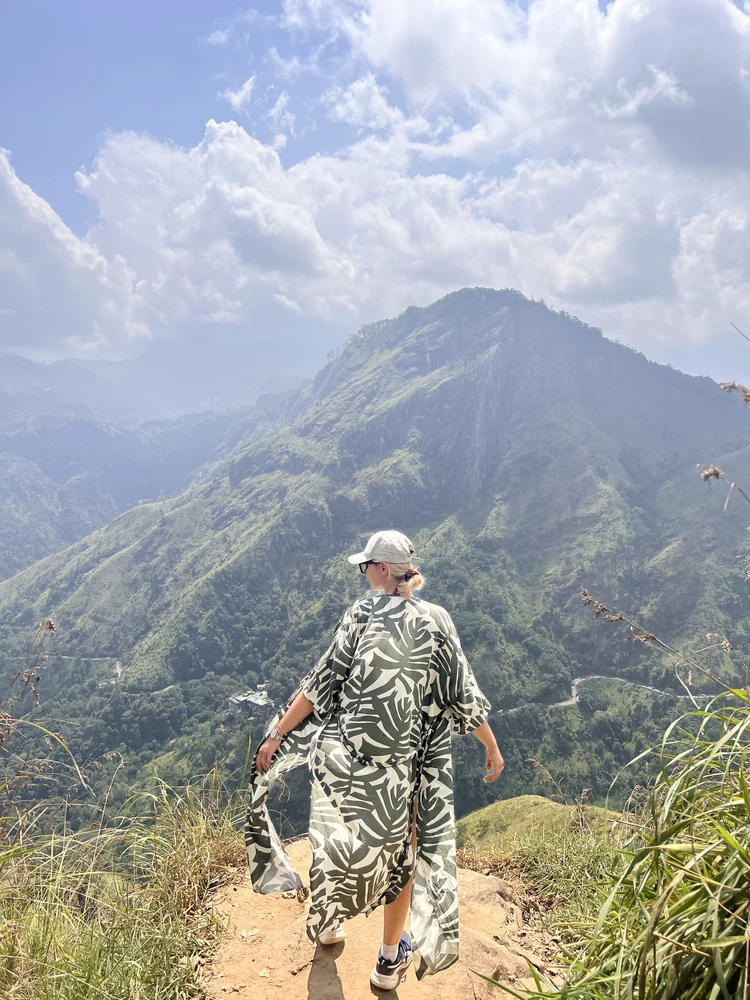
[318,923,346,945]
[370,932,412,990]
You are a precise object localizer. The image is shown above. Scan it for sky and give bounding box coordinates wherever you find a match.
[2,0,750,381]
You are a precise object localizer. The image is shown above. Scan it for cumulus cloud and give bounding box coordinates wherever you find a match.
[5,0,750,378]
[75,121,355,328]
[0,149,147,352]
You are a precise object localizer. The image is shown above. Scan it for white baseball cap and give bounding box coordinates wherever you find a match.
[347,530,420,566]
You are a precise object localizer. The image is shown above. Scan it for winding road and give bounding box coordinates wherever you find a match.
[489,673,697,722]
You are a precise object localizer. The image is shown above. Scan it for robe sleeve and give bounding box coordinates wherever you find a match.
[300,604,360,716]
[438,617,491,735]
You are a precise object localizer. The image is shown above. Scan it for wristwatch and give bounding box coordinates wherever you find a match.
[267,725,286,743]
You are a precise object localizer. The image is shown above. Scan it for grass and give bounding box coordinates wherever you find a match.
[457,797,623,924]
[456,794,614,852]
[0,772,246,1000]
[486,692,750,1000]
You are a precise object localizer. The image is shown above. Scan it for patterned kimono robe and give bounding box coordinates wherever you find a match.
[245,594,491,980]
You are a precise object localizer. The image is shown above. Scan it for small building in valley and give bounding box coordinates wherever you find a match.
[228,688,274,719]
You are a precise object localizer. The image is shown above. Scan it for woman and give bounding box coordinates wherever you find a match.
[246,529,504,990]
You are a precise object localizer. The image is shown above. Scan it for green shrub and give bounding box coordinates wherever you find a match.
[0,772,246,1000]
[492,693,750,999]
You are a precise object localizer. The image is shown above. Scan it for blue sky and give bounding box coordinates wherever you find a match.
[2,2,288,231]
[3,0,750,382]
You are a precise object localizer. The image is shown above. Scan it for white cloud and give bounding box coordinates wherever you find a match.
[5,0,750,380]
[219,75,256,112]
[266,91,297,136]
[0,149,148,352]
[324,73,403,129]
[204,8,266,46]
[206,27,233,46]
[290,0,750,169]
[75,121,354,331]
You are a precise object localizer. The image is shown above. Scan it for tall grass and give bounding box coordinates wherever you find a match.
[0,772,246,1000]
[489,692,750,1000]
[0,618,255,999]
[458,818,621,919]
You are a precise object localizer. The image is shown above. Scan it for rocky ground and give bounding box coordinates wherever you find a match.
[206,839,558,1000]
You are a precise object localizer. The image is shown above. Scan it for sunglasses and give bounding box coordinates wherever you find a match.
[359,560,381,574]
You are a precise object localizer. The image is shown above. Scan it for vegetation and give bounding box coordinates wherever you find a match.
[479,463,750,996]
[4,289,749,997]
[480,691,750,1000]
[0,403,278,579]
[456,794,613,852]
[3,288,750,820]
[0,617,250,999]
[0,774,246,999]
[458,819,621,918]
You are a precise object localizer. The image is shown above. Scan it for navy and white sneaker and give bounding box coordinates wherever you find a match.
[370,931,412,990]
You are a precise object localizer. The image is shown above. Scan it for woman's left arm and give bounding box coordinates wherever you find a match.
[254,691,315,774]
[472,720,504,783]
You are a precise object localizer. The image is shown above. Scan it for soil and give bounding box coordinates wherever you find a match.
[206,839,558,1000]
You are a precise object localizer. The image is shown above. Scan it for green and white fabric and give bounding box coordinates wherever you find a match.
[245,594,490,980]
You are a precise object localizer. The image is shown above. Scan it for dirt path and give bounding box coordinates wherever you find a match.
[206,840,557,1000]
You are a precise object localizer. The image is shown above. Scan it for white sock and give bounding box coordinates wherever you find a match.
[380,941,399,961]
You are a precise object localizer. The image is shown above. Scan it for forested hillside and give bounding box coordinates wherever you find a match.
[2,288,749,820]
[0,394,289,578]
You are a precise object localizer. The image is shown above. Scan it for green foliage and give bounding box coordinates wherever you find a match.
[459,819,621,917]
[492,694,750,1000]
[2,288,750,818]
[501,824,619,914]
[0,393,285,579]
[456,794,612,852]
[0,771,247,1000]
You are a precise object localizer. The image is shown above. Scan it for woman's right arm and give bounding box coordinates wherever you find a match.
[254,603,363,774]
[255,691,315,774]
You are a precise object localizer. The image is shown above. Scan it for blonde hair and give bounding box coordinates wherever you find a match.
[384,561,424,599]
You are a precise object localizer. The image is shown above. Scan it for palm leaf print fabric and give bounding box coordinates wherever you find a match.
[245,594,491,980]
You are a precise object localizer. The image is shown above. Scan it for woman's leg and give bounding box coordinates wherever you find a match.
[382,802,417,946]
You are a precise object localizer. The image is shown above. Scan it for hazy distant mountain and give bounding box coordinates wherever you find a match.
[0,338,306,575]
[2,288,749,818]
[0,388,290,578]
[0,352,133,416]
[2,339,306,419]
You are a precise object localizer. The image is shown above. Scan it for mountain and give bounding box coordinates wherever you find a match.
[2,340,306,419]
[2,288,749,818]
[0,352,134,416]
[0,393,289,579]
[0,339,303,576]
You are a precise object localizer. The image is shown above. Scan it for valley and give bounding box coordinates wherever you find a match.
[2,288,749,821]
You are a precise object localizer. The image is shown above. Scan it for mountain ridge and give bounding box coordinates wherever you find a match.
[2,287,748,815]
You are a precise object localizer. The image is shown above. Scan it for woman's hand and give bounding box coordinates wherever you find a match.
[471,722,505,783]
[483,745,505,783]
[255,736,282,774]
